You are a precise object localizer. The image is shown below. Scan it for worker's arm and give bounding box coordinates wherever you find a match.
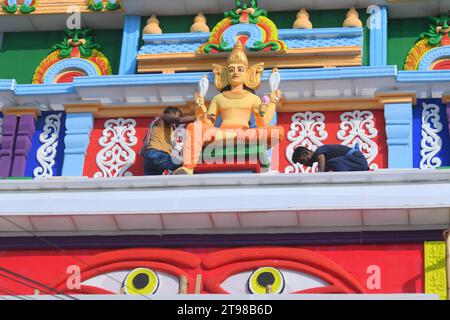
[179,115,197,124]
[317,154,326,172]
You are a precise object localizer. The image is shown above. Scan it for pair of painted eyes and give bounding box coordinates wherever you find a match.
[228,67,246,73]
[437,21,450,27]
[120,267,285,295]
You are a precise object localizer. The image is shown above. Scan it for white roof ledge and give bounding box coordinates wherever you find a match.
[0,169,449,236]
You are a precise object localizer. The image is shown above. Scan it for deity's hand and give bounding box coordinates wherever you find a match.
[270,89,282,104]
[258,103,269,116]
[194,93,207,116]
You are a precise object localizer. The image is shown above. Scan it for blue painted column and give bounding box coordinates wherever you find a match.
[61,113,94,176]
[368,5,387,66]
[118,16,141,75]
[384,102,413,168]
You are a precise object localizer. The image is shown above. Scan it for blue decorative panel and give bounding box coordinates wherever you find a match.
[413,99,450,169]
[24,112,66,178]
[138,28,363,55]
[119,15,141,75]
[61,112,94,176]
[384,102,413,168]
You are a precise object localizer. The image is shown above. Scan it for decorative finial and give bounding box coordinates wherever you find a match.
[293,8,312,29]
[143,15,162,34]
[343,7,362,27]
[190,13,210,33]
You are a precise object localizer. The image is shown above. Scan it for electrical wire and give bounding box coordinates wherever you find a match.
[0,272,66,300]
[0,216,152,300]
[0,285,34,300]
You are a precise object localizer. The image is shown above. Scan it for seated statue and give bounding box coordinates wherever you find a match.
[173,42,285,174]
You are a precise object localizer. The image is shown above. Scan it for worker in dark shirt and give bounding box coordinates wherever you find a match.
[291,144,369,172]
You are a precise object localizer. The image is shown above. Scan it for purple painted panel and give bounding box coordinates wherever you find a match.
[0,115,17,178]
[447,103,450,138]
[10,115,36,177]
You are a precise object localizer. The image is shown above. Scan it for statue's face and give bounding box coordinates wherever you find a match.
[227,63,247,87]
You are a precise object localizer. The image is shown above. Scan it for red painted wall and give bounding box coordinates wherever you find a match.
[83,117,153,177]
[277,110,388,172]
[0,244,423,295]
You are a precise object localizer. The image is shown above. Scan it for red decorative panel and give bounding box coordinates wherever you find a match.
[277,109,388,173]
[83,117,153,177]
[0,244,423,295]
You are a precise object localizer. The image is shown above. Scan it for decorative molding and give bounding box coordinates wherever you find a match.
[418,46,450,71]
[2,106,41,119]
[42,58,100,84]
[94,118,138,178]
[368,5,387,67]
[285,111,328,173]
[119,15,141,75]
[61,112,94,176]
[337,110,379,170]
[375,91,417,106]
[33,113,62,179]
[384,102,413,168]
[279,98,382,113]
[424,241,447,300]
[0,0,123,15]
[138,28,363,55]
[420,102,442,169]
[64,101,194,118]
[137,47,362,73]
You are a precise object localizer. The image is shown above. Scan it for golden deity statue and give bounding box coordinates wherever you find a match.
[173,42,285,174]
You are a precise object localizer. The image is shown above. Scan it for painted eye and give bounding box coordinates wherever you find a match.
[80,268,180,295]
[123,268,159,295]
[220,267,328,294]
[248,267,284,294]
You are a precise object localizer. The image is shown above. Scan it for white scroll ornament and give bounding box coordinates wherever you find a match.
[285,111,328,173]
[420,102,442,169]
[94,118,138,178]
[33,113,62,178]
[337,110,379,170]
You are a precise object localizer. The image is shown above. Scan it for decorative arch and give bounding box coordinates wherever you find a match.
[42,58,100,84]
[32,29,112,84]
[418,46,450,70]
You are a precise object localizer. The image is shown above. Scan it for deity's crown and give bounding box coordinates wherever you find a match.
[227,42,249,67]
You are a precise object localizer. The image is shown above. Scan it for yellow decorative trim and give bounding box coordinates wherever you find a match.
[404,39,433,71]
[0,0,123,15]
[278,98,381,112]
[375,91,417,106]
[441,93,450,104]
[2,107,41,119]
[137,46,362,73]
[424,241,447,300]
[64,101,194,118]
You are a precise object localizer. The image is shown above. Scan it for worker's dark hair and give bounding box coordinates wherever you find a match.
[291,146,311,163]
[164,106,182,114]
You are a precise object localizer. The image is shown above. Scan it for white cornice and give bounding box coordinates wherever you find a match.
[0,170,449,236]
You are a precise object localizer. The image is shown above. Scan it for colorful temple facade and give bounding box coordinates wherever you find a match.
[0,0,449,299]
